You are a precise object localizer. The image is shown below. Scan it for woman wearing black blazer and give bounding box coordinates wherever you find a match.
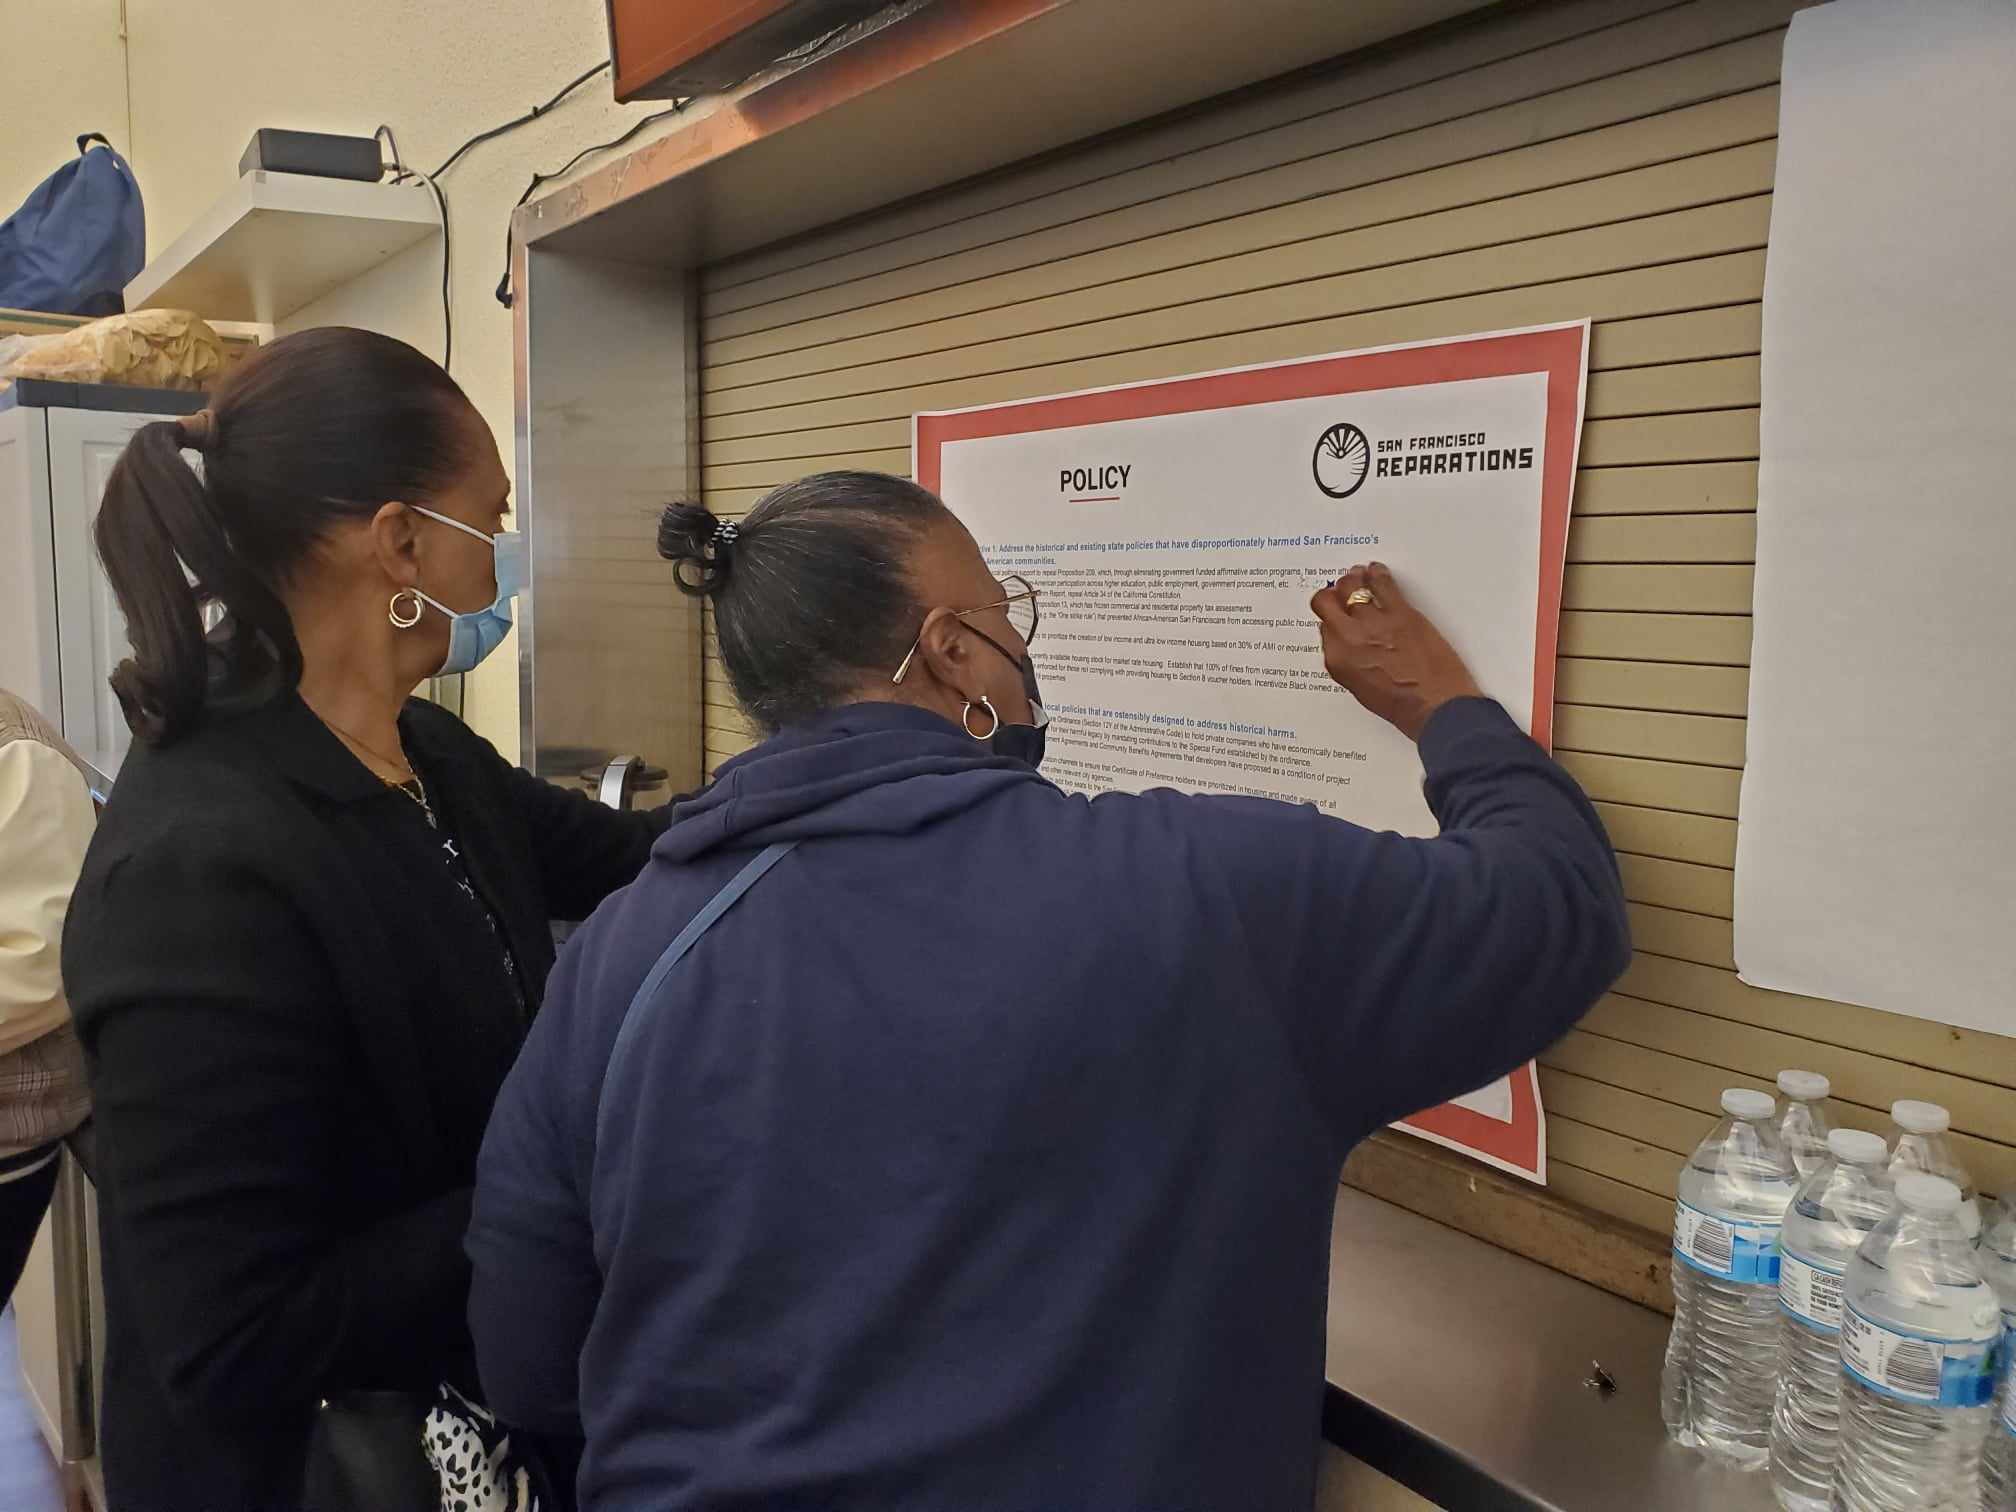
[61,329,678,1511]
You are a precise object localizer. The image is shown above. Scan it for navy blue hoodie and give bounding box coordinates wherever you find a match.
[469,698,1628,1511]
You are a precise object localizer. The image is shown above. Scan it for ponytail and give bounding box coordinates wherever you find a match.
[96,423,229,744]
[659,501,733,597]
[91,327,474,745]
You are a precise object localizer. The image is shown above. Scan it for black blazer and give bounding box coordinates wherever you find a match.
[62,693,677,1512]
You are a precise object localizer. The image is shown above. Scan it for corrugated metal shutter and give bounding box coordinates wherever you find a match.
[694,0,2016,1240]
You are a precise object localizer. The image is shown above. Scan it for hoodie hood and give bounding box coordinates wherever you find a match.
[658,702,1048,864]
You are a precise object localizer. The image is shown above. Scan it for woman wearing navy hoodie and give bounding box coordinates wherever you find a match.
[469,470,1630,1511]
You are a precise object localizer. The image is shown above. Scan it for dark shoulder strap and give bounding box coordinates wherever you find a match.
[595,841,797,1150]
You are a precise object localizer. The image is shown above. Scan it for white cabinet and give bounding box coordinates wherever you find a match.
[0,394,192,786]
[0,407,59,720]
[48,408,160,778]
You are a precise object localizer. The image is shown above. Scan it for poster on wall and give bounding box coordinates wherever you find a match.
[916,322,1590,1184]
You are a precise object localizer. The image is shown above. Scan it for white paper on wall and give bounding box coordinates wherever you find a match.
[1736,0,2016,1036]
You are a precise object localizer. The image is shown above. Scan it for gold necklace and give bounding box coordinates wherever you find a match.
[388,771,431,815]
[318,713,417,786]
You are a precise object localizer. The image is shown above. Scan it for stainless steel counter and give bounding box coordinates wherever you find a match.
[1324,1188,1776,1511]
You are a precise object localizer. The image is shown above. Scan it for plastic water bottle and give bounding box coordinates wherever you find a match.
[1662,1087,1799,1465]
[1769,1128,1893,1511]
[1890,1100,1981,1242]
[1834,1173,2001,1511]
[1979,1197,2016,1509]
[1777,1070,1836,1181]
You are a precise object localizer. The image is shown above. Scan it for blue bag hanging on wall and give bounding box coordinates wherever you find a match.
[0,134,147,316]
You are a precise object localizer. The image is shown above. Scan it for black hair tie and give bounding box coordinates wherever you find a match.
[712,520,740,551]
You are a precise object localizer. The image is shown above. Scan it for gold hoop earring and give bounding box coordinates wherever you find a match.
[961,695,1000,741]
[388,589,424,629]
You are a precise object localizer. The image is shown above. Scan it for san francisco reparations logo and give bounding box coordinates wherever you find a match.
[1311,422,1371,498]
[1314,421,1536,497]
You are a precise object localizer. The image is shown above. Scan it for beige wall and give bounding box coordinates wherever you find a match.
[0,2,132,219]
[0,0,717,758]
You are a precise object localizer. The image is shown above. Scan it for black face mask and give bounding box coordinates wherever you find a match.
[965,624,1049,769]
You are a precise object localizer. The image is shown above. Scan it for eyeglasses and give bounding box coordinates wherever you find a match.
[892,574,1040,684]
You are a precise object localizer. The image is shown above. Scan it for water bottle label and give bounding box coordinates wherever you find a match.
[1778,1252,1845,1331]
[1840,1305,1998,1408]
[1671,1199,1779,1284]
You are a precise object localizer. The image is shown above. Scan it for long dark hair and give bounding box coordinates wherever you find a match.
[658,471,949,731]
[96,327,474,744]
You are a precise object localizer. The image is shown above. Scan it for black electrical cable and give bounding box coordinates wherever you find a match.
[377,124,452,372]
[374,25,880,346]
[419,173,452,372]
[429,60,611,180]
[375,53,713,350]
[373,57,617,368]
[373,124,406,179]
[493,102,686,309]
[776,17,861,66]
[485,11,866,305]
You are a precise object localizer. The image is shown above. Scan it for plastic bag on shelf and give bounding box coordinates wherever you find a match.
[0,308,225,391]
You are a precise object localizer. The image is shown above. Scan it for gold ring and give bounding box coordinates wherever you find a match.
[1344,587,1378,608]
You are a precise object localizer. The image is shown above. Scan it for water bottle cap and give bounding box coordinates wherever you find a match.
[1776,1069,1830,1101]
[1892,1099,1950,1135]
[1722,1088,1776,1120]
[1826,1128,1888,1165]
[1895,1172,1963,1213]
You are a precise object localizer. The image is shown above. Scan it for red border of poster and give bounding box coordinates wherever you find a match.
[916,323,1589,1183]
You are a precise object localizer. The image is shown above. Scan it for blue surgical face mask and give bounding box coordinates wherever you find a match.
[409,506,526,675]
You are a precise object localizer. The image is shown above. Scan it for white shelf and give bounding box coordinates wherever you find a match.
[124,171,439,325]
